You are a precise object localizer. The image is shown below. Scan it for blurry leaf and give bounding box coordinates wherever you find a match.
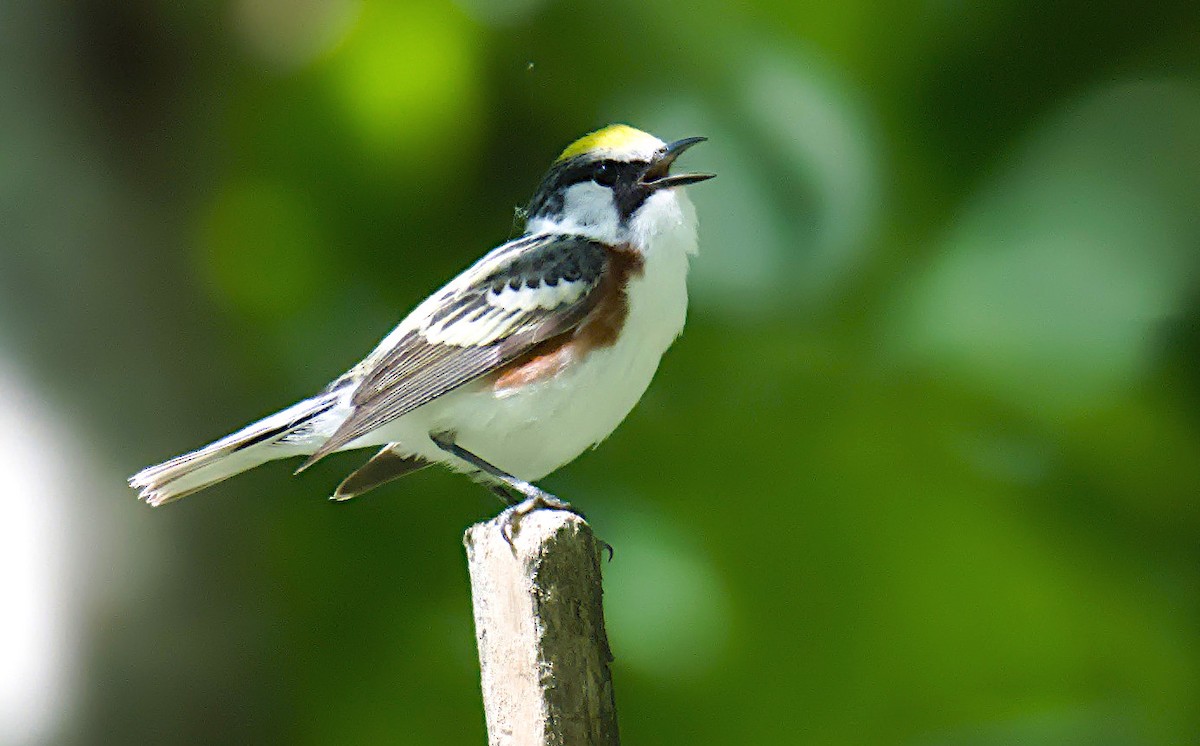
[231,0,360,70]
[617,45,882,315]
[603,501,733,681]
[453,0,547,26]
[321,0,484,178]
[741,47,883,302]
[892,79,1200,416]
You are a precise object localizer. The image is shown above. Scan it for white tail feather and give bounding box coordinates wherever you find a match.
[129,395,337,506]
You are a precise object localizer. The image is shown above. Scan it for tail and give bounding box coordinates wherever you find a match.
[129,394,340,507]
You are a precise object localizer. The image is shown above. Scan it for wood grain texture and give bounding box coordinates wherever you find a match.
[464,510,619,746]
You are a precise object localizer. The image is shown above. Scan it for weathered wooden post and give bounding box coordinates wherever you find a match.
[464,510,619,745]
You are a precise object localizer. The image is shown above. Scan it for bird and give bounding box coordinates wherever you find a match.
[129,124,713,526]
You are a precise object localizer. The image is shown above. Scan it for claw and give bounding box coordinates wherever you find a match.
[497,490,582,550]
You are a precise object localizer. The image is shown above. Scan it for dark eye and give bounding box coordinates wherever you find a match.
[591,161,618,187]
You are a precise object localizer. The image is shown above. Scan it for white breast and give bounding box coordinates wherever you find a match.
[383,189,699,480]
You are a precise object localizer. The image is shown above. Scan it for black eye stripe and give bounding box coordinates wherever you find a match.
[524,155,654,224]
[554,157,647,188]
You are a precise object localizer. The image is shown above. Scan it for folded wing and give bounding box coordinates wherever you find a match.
[298,234,610,469]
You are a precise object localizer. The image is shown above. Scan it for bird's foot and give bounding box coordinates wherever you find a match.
[498,490,583,549]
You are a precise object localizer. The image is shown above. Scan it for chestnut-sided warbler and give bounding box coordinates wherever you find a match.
[130,125,713,524]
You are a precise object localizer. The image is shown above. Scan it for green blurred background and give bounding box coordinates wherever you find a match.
[2,0,1199,743]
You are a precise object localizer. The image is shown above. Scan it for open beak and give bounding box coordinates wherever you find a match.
[641,136,715,189]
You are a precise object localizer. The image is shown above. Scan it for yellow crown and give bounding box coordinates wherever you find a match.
[556,124,663,162]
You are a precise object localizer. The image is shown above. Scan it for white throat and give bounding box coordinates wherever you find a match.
[527,185,700,257]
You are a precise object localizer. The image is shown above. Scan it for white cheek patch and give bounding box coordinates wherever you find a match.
[560,182,621,240]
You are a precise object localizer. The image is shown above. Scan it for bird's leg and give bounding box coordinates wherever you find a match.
[488,484,520,507]
[429,431,572,508]
[430,431,580,545]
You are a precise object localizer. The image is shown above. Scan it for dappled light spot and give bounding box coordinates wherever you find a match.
[231,0,360,70]
[198,178,330,320]
[602,504,732,681]
[321,1,484,176]
[452,0,547,27]
[0,360,103,746]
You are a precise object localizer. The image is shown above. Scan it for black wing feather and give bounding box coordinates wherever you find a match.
[298,235,609,469]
